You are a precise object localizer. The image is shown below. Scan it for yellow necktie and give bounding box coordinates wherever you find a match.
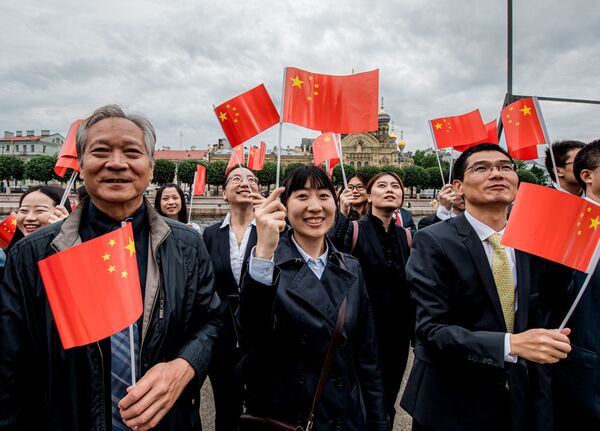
[487,233,514,333]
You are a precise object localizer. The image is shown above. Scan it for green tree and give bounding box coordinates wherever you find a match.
[24,156,55,184]
[530,165,547,185]
[0,156,25,187]
[517,169,539,185]
[152,159,176,185]
[207,161,227,192]
[380,164,404,178]
[412,150,449,170]
[425,166,446,194]
[356,165,381,182]
[284,163,306,179]
[257,162,277,193]
[177,160,203,187]
[401,165,427,198]
[332,164,355,186]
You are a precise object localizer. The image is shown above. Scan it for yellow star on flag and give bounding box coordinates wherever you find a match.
[434,123,442,130]
[589,216,600,230]
[290,75,304,88]
[102,253,111,262]
[107,265,116,273]
[121,270,128,279]
[10,219,16,225]
[324,136,331,142]
[219,112,228,122]
[520,105,532,116]
[125,237,136,258]
[108,239,116,247]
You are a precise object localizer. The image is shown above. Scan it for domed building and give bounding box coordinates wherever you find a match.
[339,99,412,167]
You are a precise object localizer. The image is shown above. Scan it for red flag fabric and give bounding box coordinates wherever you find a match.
[37,223,142,349]
[0,213,17,249]
[510,145,539,161]
[247,141,266,171]
[502,97,546,159]
[55,119,83,177]
[313,133,340,167]
[226,145,245,175]
[193,164,207,196]
[454,120,499,152]
[502,183,600,272]
[325,158,339,178]
[283,67,379,134]
[430,110,487,150]
[214,84,280,148]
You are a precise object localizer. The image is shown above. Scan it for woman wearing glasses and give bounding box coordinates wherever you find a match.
[332,171,413,428]
[202,166,264,431]
[338,173,369,220]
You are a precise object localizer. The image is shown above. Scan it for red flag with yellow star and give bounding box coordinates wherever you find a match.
[312,132,340,167]
[430,109,488,150]
[0,212,17,249]
[55,119,83,177]
[247,141,266,171]
[226,144,245,175]
[214,84,280,148]
[453,120,499,152]
[193,164,207,196]
[283,67,379,134]
[38,223,142,349]
[502,183,600,272]
[501,97,546,160]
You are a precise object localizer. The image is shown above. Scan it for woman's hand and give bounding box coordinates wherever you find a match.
[339,188,354,217]
[48,205,69,224]
[249,192,267,210]
[254,187,286,260]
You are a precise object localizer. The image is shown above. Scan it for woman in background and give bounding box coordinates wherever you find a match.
[154,183,200,231]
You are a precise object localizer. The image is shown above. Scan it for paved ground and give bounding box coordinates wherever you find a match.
[199,352,414,430]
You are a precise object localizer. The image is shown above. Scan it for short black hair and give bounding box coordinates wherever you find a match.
[154,183,188,223]
[544,140,585,182]
[453,144,514,181]
[280,165,338,214]
[574,140,600,191]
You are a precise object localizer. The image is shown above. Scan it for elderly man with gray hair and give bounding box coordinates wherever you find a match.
[0,105,222,431]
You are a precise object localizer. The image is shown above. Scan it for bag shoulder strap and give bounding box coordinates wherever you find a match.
[350,220,359,252]
[404,227,413,248]
[305,297,347,431]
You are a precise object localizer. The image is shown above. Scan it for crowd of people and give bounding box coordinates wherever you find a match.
[0,105,598,431]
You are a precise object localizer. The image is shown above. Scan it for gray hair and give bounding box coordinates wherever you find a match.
[76,104,156,167]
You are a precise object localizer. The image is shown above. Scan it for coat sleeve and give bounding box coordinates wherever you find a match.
[353,267,389,431]
[176,234,224,384]
[406,229,505,368]
[329,212,353,253]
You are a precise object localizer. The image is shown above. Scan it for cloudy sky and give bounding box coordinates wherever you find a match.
[2,0,599,154]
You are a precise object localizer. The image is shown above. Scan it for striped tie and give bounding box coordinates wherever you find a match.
[487,233,515,333]
[111,323,139,430]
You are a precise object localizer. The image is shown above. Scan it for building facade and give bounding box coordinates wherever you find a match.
[1,130,64,160]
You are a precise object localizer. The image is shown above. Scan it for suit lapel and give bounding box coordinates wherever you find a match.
[243,225,257,262]
[514,251,530,333]
[217,225,235,286]
[455,214,507,330]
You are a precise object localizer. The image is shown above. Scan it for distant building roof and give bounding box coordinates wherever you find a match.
[154,149,209,161]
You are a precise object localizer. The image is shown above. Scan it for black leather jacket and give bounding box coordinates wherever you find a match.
[0,200,222,430]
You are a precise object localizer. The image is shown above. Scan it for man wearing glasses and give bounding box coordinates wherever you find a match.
[401,144,572,431]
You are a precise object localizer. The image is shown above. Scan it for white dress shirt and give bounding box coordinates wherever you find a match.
[463,210,518,363]
[220,212,256,286]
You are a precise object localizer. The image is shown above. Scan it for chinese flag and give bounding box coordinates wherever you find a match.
[325,158,339,178]
[502,97,546,159]
[0,213,17,249]
[214,84,280,148]
[226,144,245,175]
[502,183,600,272]
[430,109,487,150]
[248,141,266,171]
[194,164,206,196]
[454,120,499,152]
[283,67,379,134]
[313,133,340,167]
[38,223,142,349]
[55,119,83,177]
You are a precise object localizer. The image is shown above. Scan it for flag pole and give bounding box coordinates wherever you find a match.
[448,157,454,184]
[428,120,446,186]
[188,171,197,223]
[559,240,600,330]
[275,67,286,188]
[119,220,137,385]
[533,97,562,192]
[335,134,348,188]
[59,170,78,207]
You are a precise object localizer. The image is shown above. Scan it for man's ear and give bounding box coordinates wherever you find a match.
[556,166,566,179]
[580,169,593,187]
[452,179,462,192]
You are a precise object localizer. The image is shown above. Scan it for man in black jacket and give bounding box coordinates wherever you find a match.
[544,140,584,195]
[0,105,222,431]
[418,183,465,230]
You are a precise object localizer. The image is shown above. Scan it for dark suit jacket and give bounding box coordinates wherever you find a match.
[417,213,442,230]
[401,213,553,431]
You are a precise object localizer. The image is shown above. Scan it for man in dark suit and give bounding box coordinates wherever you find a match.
[418,183,465,230]
[401,143,572,431]
[544,140,584,195]
[552,139,600,430]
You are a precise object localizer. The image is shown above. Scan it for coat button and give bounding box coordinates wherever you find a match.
[300,334,308,345]
[335,377,343,388]
[339,339,347,348]
[298,374,307,384]
[334,417,343,429]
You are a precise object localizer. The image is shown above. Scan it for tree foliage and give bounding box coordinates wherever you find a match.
[24,156,55,184]
[517,169,539,185]
[425,166,446,191]
[530,165,547,185]
[332,164,355,186]
[0,156,25,187]
[176,160,203,186]
[356,165,381,182]
[412,150,449,170]
[257,162,277,192]
[401,165,428,197]
[152,159,176,185]
[206,161,227,187]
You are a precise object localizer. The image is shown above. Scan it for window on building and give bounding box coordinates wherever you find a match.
[357,161,362,167]
[15,144,19,152]
[350,161,355,166]
[364,162,369,166]
[43,145,46,153]
[31,144,35,152]
[5,145,9,152]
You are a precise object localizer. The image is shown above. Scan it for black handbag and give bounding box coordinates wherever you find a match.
[239,297,348,431]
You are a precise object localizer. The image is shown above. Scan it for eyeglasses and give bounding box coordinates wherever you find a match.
[465,162,517,175]
[347,184,366,192]
[226,176,258,185]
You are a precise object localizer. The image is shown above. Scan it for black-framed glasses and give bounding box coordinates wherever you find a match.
[464,162,517,175]
[347,184,366,192]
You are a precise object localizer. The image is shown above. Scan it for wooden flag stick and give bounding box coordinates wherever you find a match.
[335,134,348,189]
[533,97,562,192]
[275,67,286,188]
[59,170,78,207]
